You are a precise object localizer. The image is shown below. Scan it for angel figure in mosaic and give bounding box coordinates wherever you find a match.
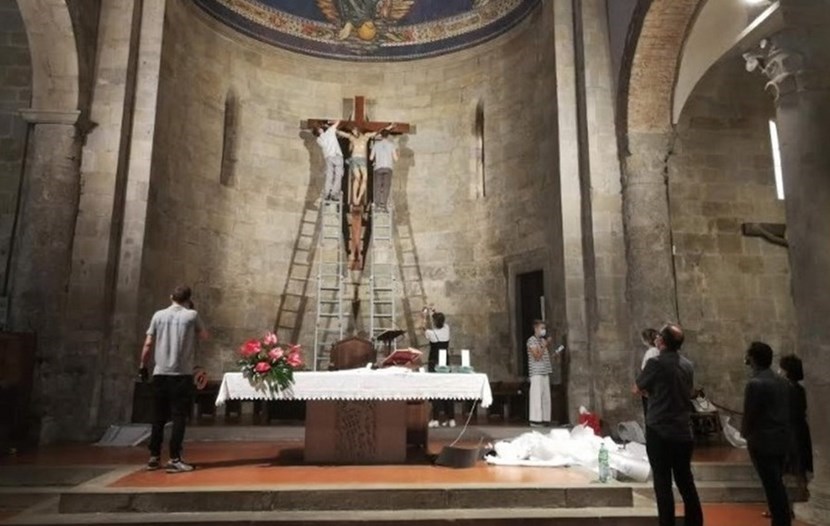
[316,0,414,41]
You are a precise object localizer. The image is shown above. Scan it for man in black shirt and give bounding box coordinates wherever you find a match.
[635,323,703,526]
[743,342,792,526]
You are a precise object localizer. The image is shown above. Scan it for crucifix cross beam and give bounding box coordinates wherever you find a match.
[302,96,412,134]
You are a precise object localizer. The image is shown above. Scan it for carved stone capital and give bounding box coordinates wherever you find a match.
[18,108,80,125]
[744,27,830,100]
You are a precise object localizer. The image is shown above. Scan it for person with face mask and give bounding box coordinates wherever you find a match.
[527,320,553,426]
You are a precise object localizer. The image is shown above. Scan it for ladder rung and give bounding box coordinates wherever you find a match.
[373,301,393,305]
[318,314,341,318]
[373,287,394,291]
[320,286,341,291]
[319,300,340,304]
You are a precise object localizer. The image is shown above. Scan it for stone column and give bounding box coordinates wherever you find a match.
[9,109,82,439]
[554,0,592,420]
[751,7,830,523]
[10,110,81,336]
[108,0,166,422]
[622,132,678,334]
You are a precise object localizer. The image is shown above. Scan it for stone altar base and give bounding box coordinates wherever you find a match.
[0,437,812,526]
[304,400,407,464]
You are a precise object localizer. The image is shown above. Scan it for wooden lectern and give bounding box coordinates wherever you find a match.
[328,336,376,370]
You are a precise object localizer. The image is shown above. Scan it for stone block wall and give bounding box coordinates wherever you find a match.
[141,1,562,381]
[669,58,795,410]
[0,2,31,297]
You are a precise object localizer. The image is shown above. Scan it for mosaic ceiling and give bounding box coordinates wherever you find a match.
[194,0,541,61]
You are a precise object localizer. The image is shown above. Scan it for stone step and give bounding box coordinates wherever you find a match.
[632,480,808,504]
[690,462,758,482]
[57,484,634,514]
[3,506,663,526]
[0,492,51,512]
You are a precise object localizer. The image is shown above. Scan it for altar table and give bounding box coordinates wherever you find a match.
[216,369,492,464]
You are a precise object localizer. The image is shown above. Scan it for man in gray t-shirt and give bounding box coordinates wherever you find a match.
[370,130,398,209]
[139,285,207,473]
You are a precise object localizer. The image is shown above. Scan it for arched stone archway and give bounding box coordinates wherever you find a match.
[622,0,702,137]
[619,1,830,521]
[15,0,80,113]
[616,0,703,346]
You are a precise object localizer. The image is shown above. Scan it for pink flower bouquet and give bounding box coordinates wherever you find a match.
[238,332,303,394]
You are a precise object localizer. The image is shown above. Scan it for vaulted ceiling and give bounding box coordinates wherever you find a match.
[194,0,540,61]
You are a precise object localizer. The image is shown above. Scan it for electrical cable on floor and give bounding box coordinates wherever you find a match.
[449,398,480,448]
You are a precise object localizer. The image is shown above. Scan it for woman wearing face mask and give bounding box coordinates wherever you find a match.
[527,320,553,427]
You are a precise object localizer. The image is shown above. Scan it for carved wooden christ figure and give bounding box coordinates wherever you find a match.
[303,96,411,270]
[338,124,393,207]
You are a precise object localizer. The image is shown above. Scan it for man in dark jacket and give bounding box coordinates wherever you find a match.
[743,341,792,526]
[635,323,703,526]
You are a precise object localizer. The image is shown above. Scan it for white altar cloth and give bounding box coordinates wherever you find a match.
[215,368,492,408]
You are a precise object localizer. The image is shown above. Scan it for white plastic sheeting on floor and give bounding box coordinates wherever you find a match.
[485,425,652,482]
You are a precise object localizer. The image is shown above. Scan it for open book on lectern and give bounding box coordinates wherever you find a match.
[381,348,423,367]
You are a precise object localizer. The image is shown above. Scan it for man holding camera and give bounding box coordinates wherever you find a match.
[139,285,208,473]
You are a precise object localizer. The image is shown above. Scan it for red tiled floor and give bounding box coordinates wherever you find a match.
[1,441,755,489]
[1,441,818,525]
[692,446,750,463]
[110,441,593,488]
[3,440,746,466]
[699,504,810,526]
[1,444,156,466]
[112,460,592,488]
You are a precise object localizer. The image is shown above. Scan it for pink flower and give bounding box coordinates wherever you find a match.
[287,351,303,368]
[254,361,271,374]
[240,339,261,357]
[268,348,284,362]
[263,332,278,346]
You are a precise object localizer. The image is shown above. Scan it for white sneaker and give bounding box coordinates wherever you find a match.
[448,419,457,428]
[165,459,195,473]
[428,420,440,428]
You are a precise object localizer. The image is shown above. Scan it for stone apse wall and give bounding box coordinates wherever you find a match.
[0,2,30,297]
[669,58,795,411]
[142,1,563,382]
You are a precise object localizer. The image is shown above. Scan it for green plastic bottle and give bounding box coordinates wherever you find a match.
[598,443,610,483]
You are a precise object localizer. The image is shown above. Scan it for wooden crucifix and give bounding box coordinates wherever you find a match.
[304,96,412,135]
[302,96,412,270]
